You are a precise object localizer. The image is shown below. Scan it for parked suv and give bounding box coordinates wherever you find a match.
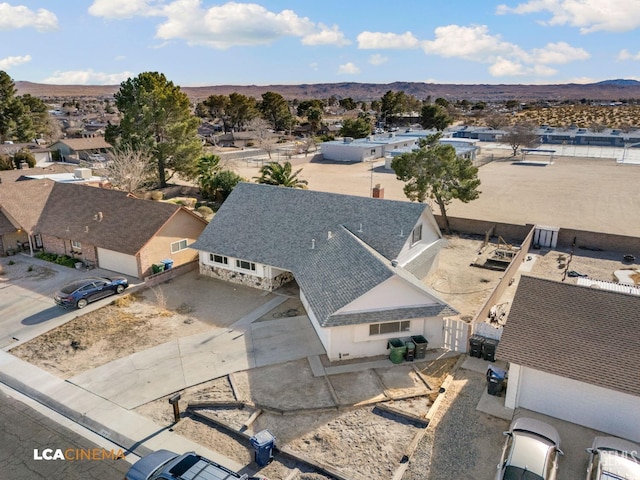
[125,450,258,480]
[496,417,563,480]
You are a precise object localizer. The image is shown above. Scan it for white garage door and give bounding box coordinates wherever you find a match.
[518,366,640,442]
[97,248,139,277]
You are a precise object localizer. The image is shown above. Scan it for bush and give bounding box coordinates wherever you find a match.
[196,205,214,218]
[13,149,36,169]
[35,252,77,268]
[150,191,164,201]
[0,154,13,171]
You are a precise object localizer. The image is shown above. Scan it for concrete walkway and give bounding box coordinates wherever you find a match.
[67,302,326,409]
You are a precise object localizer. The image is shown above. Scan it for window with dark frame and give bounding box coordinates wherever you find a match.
[71,240,82,251]
[210,254,228,265]
[411,224,422,245]
[235,259,256,271]
[369,320,410,336]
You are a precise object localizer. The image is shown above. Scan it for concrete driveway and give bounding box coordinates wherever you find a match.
[0,255,140,350]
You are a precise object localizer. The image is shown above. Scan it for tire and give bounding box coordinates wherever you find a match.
[116,285,125,294]
[76,298,88,309]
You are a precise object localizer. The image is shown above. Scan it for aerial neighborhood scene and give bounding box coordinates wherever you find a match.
[2,1,640,479]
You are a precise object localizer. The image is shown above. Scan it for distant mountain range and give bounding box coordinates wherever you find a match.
[15,79,640,102]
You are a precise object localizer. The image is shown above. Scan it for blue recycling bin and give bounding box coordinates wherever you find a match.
[250,429,275,466]
[486,365,507,396]
[161,258,174,270]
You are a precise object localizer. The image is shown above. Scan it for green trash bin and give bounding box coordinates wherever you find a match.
[152,263,165,274]
[387,338,407,364]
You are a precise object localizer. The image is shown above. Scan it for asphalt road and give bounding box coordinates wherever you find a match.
[0,389,132,480]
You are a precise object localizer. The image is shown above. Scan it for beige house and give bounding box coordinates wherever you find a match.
[49,137,112,163]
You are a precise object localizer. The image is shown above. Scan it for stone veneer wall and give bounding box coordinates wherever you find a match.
[200,264,294,291]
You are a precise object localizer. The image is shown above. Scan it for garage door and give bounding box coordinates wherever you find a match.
[518,366,640,442]
[97,248,139,277]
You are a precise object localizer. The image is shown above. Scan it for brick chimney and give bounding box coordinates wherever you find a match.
[372,184,384,198]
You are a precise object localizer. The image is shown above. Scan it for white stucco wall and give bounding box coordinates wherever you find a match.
[335,275,441,314]
[396,211,442,266]
[509,365,640,443]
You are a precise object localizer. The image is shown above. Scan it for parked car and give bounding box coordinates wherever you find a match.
[497,417,563,480]
[124,450,257,480]
[54,276,128,309]
[586,436,640,480]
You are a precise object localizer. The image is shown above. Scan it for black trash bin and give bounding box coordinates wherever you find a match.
[486,365,507,396]
[405,341,416,362]
[250,429,276,467]
[482,338,499,362]
[469,335,485,358]
[411,335,428,359]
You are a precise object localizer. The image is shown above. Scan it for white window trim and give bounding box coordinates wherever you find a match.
[235,259,256,271]
[369,320,411,336]
[171,239,188,253]
[71,240,82,250]
[411,224,422,246]
[210,253,228,265]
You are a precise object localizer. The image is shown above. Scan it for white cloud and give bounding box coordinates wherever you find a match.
[41,70,133,85]
[368,54,388,65]
[529,41,590,64]
[337,62,360,75]
[309,62,319,71]
[0,54,32,69]
[357,31,420,49]
[488,57,557,77]
[88,0,162,19]
[302,24,350,46]
[152,0,347,49]
[496,0,640,33]
[0,3,57,31]
[618,49,640,61]
[422,24,523,61]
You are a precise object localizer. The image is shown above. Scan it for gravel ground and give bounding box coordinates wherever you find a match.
[403,368,509,480]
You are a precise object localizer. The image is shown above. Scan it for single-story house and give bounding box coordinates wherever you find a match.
[35,183,208,278]
[0,180,53,255]
[321,133,419,162]
[191,182,459,360]
[0,142,53,165]
[49,137,113,163]
[498,275,640,443]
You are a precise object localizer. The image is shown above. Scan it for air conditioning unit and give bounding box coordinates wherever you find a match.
[74,168,92,179]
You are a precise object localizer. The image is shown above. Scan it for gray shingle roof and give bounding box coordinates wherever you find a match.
[37,183,196,255]
[191,182,427,269]
[0,180,55,233]
[497,275,640,398]
[193,183,455,325]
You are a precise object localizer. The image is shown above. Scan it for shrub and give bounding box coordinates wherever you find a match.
[0,154,13,171]
[196,205,214,218]
[13,149,36,169]
[150,191,164,201]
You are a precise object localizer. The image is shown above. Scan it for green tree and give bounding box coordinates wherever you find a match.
[339,97,357,110]
[199,94,231,131]
[339,118,371,139]
[211,170,244,201]
[306,107,323,135]
[259,91,293,132]
[0,153,12,170]
[253,161,308,189]
[296,99,324,117]
[196,154,222,199]
[105,72,202,188]
[227,93,258,130]
[13,149,36,168]
[0,72,50,142]
[0,71,18,142]
[435,97,450,108]
[391,134,481,234]
[419,104,453,131]
[380,90,407,126]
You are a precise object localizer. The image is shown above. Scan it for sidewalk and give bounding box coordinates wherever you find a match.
[0,350,243,471]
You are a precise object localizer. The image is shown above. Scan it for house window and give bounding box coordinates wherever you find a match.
[371,149,376,155]
[210,254,228,265]
[235,259,256,271]
[71,240,82,251]
[369,321,410,336]
[411,224,422,245]
[171,239,188,253]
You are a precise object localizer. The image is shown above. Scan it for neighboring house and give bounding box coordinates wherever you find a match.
[49,137,112,163]
[321,133,419,162]
[497,276,640,443]
[0,180,53,255]
[191,182,459,360]
[35,183,208,278]
[0,142,53,165]
[0,180,207,277]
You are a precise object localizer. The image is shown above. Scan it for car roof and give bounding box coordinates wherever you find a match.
[510,417,561,446]
[508,433,552,477]
[592,436,640,458]
[597,450,640,479]
[127,449,178,480]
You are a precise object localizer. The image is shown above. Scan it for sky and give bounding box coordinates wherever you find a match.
[2,0,640,87]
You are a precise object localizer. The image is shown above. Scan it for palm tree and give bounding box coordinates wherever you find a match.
[254,161,308,189]
[196,154,221,199]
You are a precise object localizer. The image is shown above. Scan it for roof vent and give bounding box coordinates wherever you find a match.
[357,223,363,233]
[327,231,333,240]
[391,259,398,267]
[311,239,315,249]
[94,211,103,222]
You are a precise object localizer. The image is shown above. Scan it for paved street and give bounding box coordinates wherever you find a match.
[0,388,131,480]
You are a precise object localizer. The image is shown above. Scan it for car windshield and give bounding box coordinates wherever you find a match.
[504,466,545,480]
[598,450,640,480]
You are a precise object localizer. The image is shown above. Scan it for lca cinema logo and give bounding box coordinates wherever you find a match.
[33,448,125,461]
